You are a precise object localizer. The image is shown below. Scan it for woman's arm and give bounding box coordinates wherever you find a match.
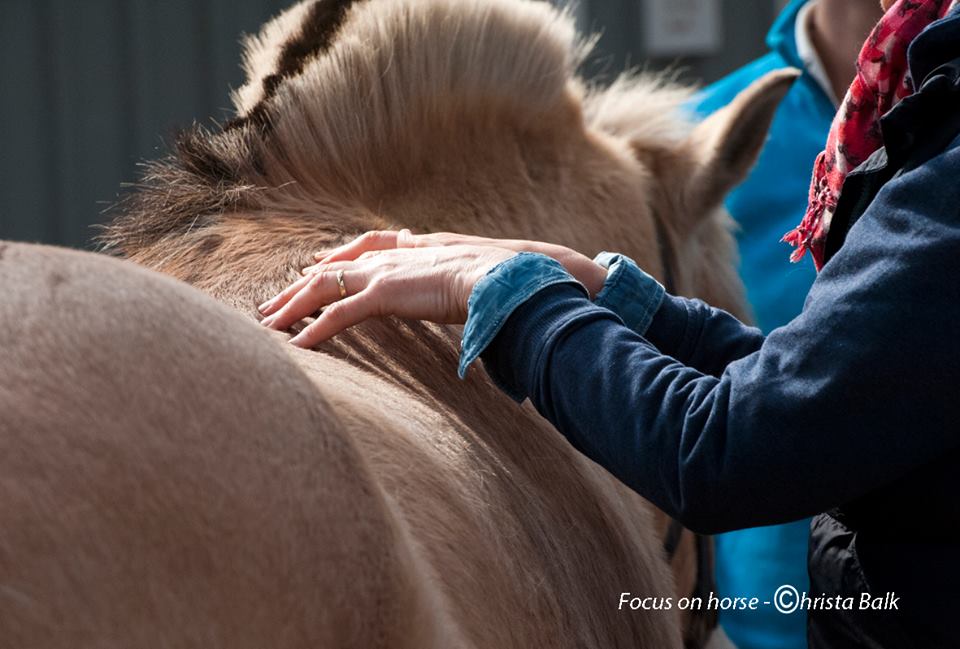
[457,252,767,382]
[479,267,956,534]
[475,136,960,532]
[591,252,766,377]
[644,293,766,378]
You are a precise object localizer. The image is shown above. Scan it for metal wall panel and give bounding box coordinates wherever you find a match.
[0,0,287,248]
[0,0,774,249]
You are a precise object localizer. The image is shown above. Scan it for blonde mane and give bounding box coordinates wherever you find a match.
[99,0,701,271]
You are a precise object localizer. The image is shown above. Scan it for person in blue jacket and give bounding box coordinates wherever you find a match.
[261,2,960,646]
[688,1,881,647]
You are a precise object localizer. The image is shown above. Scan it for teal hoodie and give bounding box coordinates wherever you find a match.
[693,0,832,333]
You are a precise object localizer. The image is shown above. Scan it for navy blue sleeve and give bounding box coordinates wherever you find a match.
[643,293,766,378]
[480,135,960,534]
[589,250,766,377]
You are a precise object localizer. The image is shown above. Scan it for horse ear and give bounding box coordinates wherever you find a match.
[684,68,800,216]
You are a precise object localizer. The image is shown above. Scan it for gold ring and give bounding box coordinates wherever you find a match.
[336,269,347,298]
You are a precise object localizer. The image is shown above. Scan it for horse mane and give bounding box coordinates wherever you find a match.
[98,0,697,260]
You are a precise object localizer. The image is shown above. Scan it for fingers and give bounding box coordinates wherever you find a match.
[261,265,366,332]
[258,272,313,316]
[289,293,374,348]
[313,230,403,266]
[310,228,428,269]
[266,243,513,347]
[306,229,507,273]
[396,228,417,248]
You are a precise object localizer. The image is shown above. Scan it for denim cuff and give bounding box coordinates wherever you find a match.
[459,252,586,379]
[592,251,666,335]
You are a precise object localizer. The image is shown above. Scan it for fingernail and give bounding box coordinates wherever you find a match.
[313,251,326,260]
[302,265,317,274]
[261,315,276,328]
[289,334,304,346]
[260,294,281,311]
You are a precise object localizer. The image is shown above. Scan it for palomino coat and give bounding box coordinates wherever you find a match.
[470,8,960,648]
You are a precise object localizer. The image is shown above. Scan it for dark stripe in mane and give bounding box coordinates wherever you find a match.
[227,0,362,131]
[101,0,365,255]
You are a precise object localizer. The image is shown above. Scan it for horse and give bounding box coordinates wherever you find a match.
[0,0,795,646]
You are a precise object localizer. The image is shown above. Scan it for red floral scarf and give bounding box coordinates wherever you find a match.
[783,0,959,270]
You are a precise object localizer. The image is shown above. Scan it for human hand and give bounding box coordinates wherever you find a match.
[258,244,518,348]
[303,229,607,298]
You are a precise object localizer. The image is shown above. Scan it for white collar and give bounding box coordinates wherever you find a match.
[795,1,841,107]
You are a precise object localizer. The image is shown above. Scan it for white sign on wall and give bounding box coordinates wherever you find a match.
[643,0,723,57]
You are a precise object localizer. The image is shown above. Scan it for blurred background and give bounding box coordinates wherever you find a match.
[0,0,790,249]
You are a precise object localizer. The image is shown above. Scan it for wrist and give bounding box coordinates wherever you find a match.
[579,260,608,299]
[553,249,607,299]
[459,252,586,378]
[459,248,519,321]
[591,252,665,334]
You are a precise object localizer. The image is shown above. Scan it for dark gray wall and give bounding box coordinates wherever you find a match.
[581,0,776,83]
[0,0,778,249]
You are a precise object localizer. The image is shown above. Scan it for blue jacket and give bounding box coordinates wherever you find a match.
[461,8,960,648]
